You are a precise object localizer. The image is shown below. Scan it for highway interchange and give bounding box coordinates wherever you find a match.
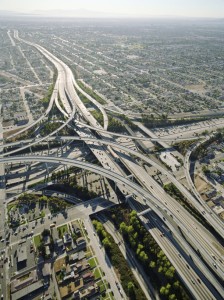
[0,31,223,300]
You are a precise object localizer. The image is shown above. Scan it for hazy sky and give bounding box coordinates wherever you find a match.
[0,0,224,18]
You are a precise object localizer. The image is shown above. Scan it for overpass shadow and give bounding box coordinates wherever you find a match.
[83,197,116,213]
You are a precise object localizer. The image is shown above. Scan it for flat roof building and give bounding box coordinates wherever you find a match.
[17,246,27,263]
[11,281,43,300]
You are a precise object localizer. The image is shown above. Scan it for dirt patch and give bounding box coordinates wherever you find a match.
[3,128,23,139]
[185,84,206,95]
[194,175,210,194]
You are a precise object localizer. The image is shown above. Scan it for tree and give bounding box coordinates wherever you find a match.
[166,283,171,290]
[130,215,140,231]
[127,225,134,234]
[101,230,107,238]
[120,222,128,235]
[127,281,135,299]
[96,223,103,233]
[102,237,111,249]
[157,250,165,259]
[173,281,180,290]
[133,232,138,240]
[160,286,166,295]
[37,243,46,258]
[136,244,144,256]
[129,210,137,218]
[139,251,148,263]
[158,266,163,273]
[165,266,175,279]
[40,195,48,202]
[129,236,137,248]
[93,220,104,235]
[42,229,50,237]
[149,261,156,268]
[159,285,172,296]
[202,165,210,174]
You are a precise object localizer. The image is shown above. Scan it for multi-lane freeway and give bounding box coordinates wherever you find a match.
[0,31,223,300]
[1,155,224,299]
[3,134,224,238]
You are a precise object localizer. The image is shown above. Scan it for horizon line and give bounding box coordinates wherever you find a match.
[0,9,223,20]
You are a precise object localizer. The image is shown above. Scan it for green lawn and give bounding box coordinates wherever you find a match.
[108,291,115,300]
[33,234,42,248]
[85,252,92,259]
[88,257,98,268]
[93,267,101,280]
[100,292,113,300]
[103,280,109,290]
[97,280,106,293]
[57,224,69,236]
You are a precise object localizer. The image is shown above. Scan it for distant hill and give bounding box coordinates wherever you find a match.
[0,10,41,19]
[0,10,223,20]
[0,10,28,16]
[32,9,121,18]
[0,9,127,18]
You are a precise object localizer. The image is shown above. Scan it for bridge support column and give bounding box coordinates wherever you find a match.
[125,194,133,203]
[45,163,49,181]
[5,165,9,175]
[64,165,67,179]
[114,182,117,193]
[47,140,50,155]
[25,163,29,172]
[45,163,49,173]
[60,141,63,156]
